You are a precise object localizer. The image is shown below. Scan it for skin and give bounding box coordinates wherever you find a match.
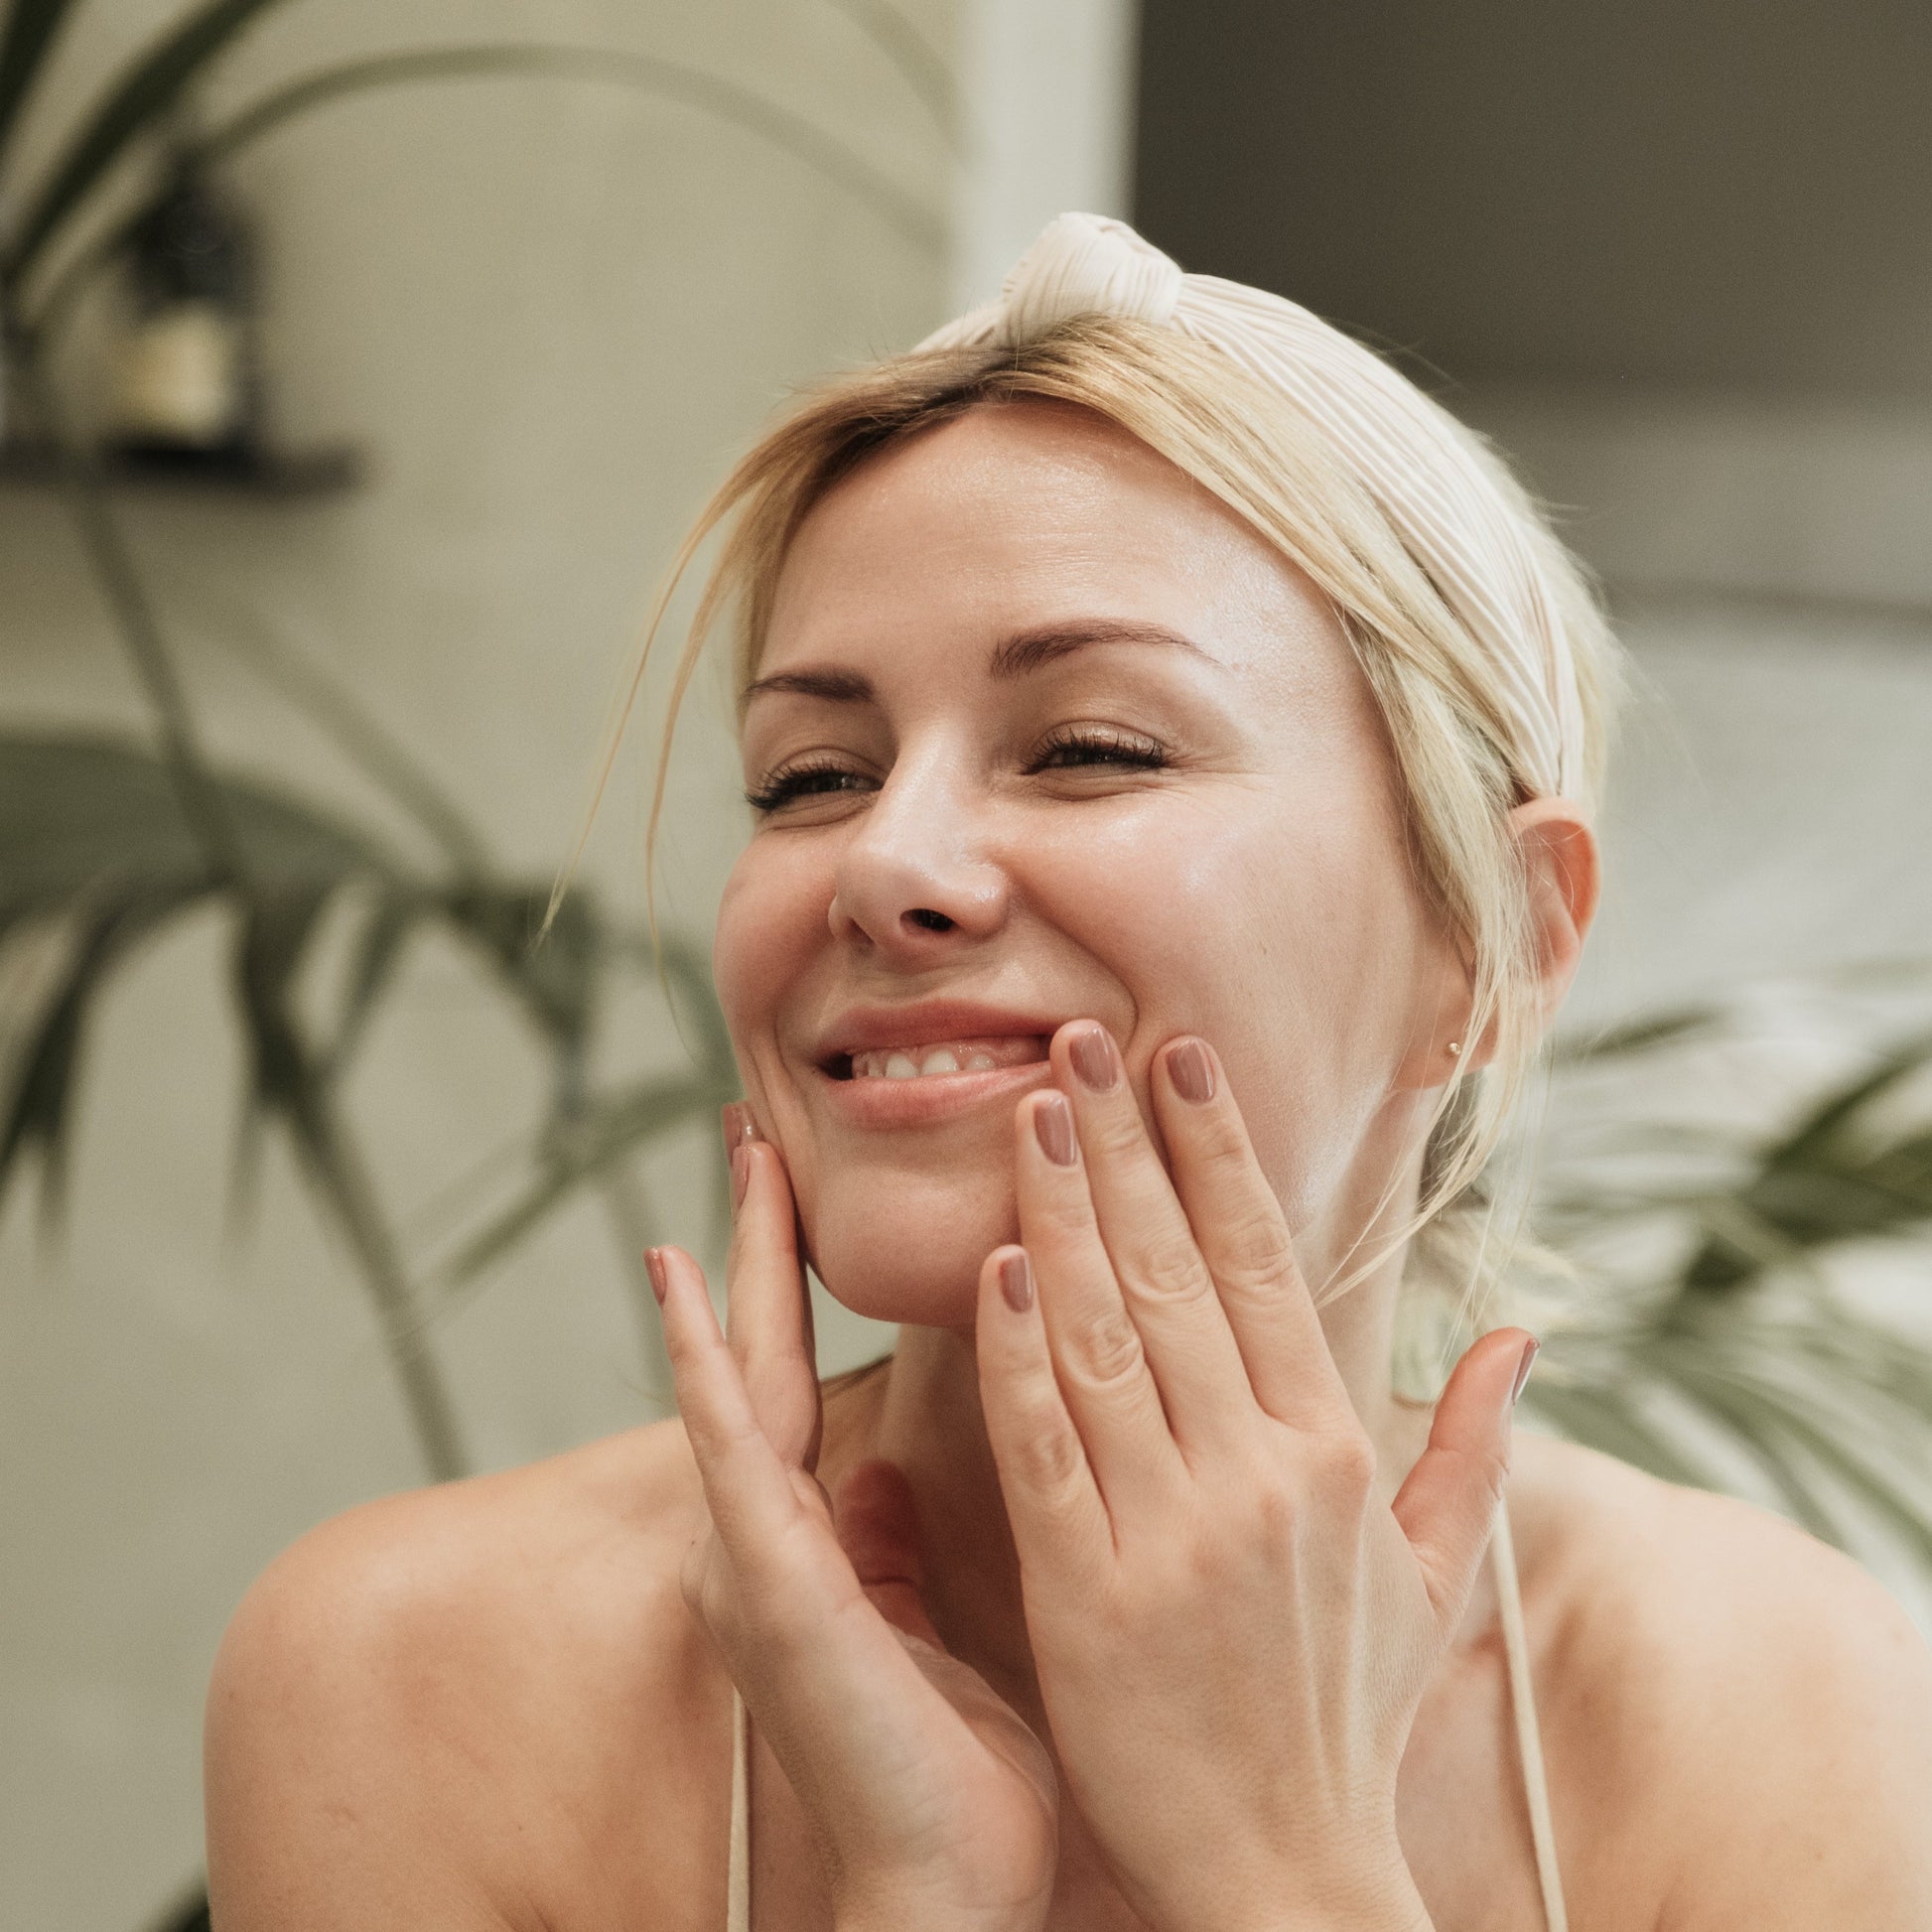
[205,401,1932,1931]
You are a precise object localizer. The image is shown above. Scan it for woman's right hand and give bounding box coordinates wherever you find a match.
[651,1116,1058,1932]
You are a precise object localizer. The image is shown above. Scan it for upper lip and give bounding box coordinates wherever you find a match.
[810,998,1064,1067]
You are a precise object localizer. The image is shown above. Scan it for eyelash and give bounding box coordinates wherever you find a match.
[744,726,1171,813]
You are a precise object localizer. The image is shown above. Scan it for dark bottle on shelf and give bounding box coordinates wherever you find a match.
[110,144,263,471]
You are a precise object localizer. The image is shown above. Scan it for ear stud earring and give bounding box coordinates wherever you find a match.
[1447,1039,1463,1058]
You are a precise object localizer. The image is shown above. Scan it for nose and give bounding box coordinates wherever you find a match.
[828,748,1010,961]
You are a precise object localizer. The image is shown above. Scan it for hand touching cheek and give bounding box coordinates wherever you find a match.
[975,1025,1535,1932]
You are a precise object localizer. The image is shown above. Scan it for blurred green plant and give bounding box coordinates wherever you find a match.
[0,4,950,1925]
[0,0,950,1481]
[1522,984,1932,1571]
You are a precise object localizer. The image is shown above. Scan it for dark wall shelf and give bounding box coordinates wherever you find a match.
[0,442,363,497]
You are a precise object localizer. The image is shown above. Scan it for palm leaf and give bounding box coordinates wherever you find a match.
[0,731,407,1203]
[1660,1359,1847,1543]
[0,0,79,178]
[4,0,293,284]
[424,1070,727,1301]
[1,886,198,1215]
[1549,1003,1722,1065]
[1678,1031,1932,1296]
[323,889,423,1077]
[1518,1377,1722,1491]
[0,730,406,916]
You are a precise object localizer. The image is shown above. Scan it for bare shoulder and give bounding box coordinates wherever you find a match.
[1510,1431,1932,1928]
[206,1420,731,1931]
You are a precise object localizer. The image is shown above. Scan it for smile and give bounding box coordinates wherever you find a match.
[844,1035,1048,1081]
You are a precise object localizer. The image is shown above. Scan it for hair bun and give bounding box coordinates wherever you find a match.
[994,212,1184,345]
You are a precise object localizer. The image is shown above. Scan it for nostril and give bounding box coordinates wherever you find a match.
[905,907,954,932]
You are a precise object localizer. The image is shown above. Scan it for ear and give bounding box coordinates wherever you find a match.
[1508,797,1599,1028]
[1400,799,1600,1089]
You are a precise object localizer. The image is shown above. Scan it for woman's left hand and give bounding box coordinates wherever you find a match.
[975,1023,1535,1932]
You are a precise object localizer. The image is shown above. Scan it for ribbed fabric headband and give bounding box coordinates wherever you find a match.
[916,212,1587,801]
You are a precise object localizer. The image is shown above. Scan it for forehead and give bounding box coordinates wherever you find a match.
[759,399,1345,690]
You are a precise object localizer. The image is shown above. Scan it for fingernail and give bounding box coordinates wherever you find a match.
[1167,1038,1215,1104]
[1067,1024,1118,1092]
[1034,1092,1077,1167]
[1511,1337,1540,1406]
[730,1143,751,1209]
[722,1102,759,1150]
[646,1247,668,1306]
[999,1250,1034,1312]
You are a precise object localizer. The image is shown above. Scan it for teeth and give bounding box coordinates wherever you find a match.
[848,1039,1025,1080]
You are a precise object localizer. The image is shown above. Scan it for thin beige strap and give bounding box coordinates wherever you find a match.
[728,1687,752,1932]
[1491,1493,1568,1932]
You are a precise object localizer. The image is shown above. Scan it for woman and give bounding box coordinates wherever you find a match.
[205,215,1932,1931]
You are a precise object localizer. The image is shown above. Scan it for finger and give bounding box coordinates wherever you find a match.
[832,1459,943,1647]
[1150,1036,1351,1426]
[720,1108,819,1470]
[1392,1328,1534,1638]
[974,1245,1112,1575]
[659,1244,1015,1838]
[1053,1022,1254,1458]
[1015,1089,1184,1502]
[653,1242,818,1570]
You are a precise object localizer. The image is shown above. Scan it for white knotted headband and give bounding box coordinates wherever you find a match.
[916,212,1587,802]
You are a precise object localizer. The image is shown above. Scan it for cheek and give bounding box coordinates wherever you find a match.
[712,842,834,1151]
[1024,786,1433,1213]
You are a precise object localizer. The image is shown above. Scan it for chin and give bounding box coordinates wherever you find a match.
[803,1163,1015,1330]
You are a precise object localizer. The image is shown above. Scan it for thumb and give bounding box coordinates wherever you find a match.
[1390,1328,1538,1636]
[833,1458,944,1649]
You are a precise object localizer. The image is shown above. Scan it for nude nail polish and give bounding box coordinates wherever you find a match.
[730,1143,750,1208]
[1167,1038,1215,1104]
[646,1247,668,1306]
[999,1250,1035,1312]
[1034,1092,1077,1166]
[1511,1337,1540,1405]
[1068,1024,1118,1092]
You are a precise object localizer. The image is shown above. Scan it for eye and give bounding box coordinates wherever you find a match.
[1028,725,1170,774]
[744,758,875,814]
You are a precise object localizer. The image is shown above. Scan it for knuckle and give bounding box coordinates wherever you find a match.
[1127,1231,1210,1306]
[1068,1302,1146,1384]
[1188,1103,1251,1166]
[1035,1180,1098,1241]
[1213,1206,1299,1299]
[1315,1428,1378,1499]
[1236,1448,1300,1548]
[1012,1412,1085,1498]
[1085,1100,1150,1161]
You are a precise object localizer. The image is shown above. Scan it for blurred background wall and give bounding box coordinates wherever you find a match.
[4,2,1931,1928]
[1137,0,1932,1025]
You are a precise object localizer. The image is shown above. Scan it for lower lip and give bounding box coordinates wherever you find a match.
[816,1058,1055,1128]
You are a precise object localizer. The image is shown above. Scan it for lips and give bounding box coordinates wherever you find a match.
[813,1000,1064,1080]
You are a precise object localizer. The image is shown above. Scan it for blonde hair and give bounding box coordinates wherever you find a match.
[586,314,1619,1323]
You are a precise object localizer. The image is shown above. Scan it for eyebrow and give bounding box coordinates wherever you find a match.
[743,619,1213,707]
